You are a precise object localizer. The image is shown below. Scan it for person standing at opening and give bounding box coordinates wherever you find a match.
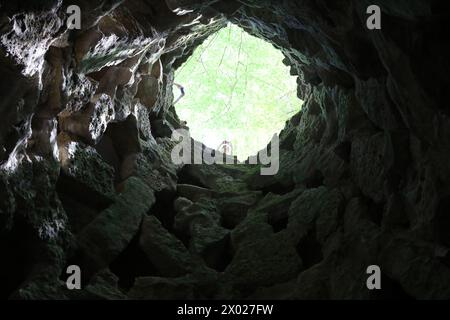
[218,140,233,155]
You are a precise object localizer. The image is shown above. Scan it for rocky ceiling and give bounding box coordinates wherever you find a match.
[0,0,449,300]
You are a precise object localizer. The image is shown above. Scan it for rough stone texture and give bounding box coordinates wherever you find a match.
[76,177,155,274]
[0,0,449,300]
[139,215,194,277]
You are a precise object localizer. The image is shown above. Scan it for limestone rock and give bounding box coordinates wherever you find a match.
[177,183,215,202]
[73,269,127,300]
[77,177,155,273]
[139,215,193,277]
[57,132,115,208]
[128,269,219,300]
[1,0,450,301]
[225,231,302,291]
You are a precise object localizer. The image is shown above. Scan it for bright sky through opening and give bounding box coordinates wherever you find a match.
[174,23,302,161]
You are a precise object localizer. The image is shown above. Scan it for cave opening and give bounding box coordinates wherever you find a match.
[0,0,448,301]
[173,23,302,161]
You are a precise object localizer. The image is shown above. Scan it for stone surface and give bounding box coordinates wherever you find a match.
[176,183,216,202]
[76,177,155,273]
[139,215,193,277]
[73,269,128,300]
[225,231,302,292]
[57,132,115,208]
[0,0,449,300]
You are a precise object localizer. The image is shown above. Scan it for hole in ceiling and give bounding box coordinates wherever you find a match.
[174,23,303,161]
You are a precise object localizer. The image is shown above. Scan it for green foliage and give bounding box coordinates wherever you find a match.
[175,23,302,160]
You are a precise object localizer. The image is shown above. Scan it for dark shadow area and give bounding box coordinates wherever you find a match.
[296,228,324,270]
[436,195,450,247]
[202,234,234,272]
[304,169,324,189]
[177,166,209,189]
[268,210,289,233]
[369,273,415,300]
[56,173,113,211]
[109,232,160,291]
[150,189,178,232]
[0,218,31,299]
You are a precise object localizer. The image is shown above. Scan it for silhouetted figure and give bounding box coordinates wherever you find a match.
[173,83,185,104]
[218,140,233,155]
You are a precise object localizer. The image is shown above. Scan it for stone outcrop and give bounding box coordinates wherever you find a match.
[0,0,449,300]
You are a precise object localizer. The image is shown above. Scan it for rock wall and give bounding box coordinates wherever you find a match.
[0,0,449,299]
